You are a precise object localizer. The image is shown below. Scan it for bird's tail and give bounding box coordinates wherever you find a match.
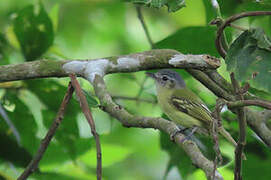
[218,126,246,160]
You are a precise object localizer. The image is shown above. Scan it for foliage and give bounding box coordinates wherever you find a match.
[126,0,186,12]
[226,28,271,92]
[0,0,271,180]
[13,2,54,61]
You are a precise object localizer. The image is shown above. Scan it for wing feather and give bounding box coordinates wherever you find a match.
[171,96,213,125]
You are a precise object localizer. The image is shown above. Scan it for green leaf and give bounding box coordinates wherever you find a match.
[82,90,99,108]
[2,90,39,155]
[226,28,271,92]
[155,26,219,56]
[32,172,87,180]
[160,131,195,179]
[0,32,7,55]
[25,79,90,163]
[13,2,54,61]
[0,132,32,168]
[49,4,59,33]
[126,0,186,12]
[79,143,132,167]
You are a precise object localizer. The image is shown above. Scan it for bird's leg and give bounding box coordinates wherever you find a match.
[170,126,181,141]
[169,126,191,141]
[180,126,198,143]
[170,126,198,143]
[180,127,190,133]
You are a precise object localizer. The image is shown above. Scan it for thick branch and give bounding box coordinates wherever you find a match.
[0,49,220,82]
[246,109,271,148]
[92,75,223,180]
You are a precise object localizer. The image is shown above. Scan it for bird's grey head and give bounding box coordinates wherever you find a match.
[146,69,186,89]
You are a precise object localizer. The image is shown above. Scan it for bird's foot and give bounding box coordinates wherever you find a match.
[170,127,190,141]
[180,127,198,143]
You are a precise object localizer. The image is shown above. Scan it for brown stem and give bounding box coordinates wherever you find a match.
[136,6,154,49]
[211,99,225,179]
[69,74,102,180]
[216,11,271,58]
[17,82,74,180]
[227,100,271,110]
[230,73,246,180]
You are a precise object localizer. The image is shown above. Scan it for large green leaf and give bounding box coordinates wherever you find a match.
[126,0,186,12]
[2,90,39,155]
[226,28,271,92]
[25,79,90,163]
[155,26,219,56]
[14,2,54,61]
[160,131,195,179]
[0,132,32,168]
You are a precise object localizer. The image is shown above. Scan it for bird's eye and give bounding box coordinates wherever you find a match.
[162,76,168,81]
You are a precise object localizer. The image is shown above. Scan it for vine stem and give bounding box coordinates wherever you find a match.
[216,11,271,58]
[70,74,102,180]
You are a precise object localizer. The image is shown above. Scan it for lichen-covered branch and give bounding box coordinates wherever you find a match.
[92,75,223,180]
[0,49,220,82]
[246,109,271,149]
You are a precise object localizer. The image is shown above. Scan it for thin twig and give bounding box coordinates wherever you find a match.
[230,73,247,180]
[112,95,157,104]
[69,74,102,180]
[227,99,271,110]
[136,6,154,49]
[135,75,148,104]
[0,103,21,146]
[229,23,247,31]
[216,11,271,58]
[18,82,74,180]
[211,99,224,180]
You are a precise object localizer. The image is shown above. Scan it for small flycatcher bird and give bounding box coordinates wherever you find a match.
[146,69,238,147]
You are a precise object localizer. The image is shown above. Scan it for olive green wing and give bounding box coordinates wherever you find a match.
[171,88,213,125]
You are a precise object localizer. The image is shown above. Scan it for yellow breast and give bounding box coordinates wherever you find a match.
[156,85,204,128]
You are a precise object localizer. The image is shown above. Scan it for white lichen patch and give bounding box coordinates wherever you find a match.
[169,54,187,66]
[63,61,88,75]
[63,56,140,83]
[169,54,206,67]
[84,59,110,83]
[112,57,140,70]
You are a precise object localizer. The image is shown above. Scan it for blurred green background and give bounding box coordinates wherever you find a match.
[0,0,271,179]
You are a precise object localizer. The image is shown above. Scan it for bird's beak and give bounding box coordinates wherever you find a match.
[145,72,156,79]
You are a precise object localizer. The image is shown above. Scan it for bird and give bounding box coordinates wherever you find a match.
[146,69,238,148]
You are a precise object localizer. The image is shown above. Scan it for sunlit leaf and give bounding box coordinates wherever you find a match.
[25,79,89,163]
[79,144,132,167]
[82,90,99,108]
[2,90,39,155]
[49,4,59,33]
[14,2,54,61]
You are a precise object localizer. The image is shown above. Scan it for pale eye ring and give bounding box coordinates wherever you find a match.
[162,76,168,81]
